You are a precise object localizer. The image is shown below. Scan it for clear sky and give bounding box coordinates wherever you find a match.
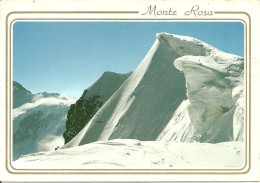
[13,22,244,98]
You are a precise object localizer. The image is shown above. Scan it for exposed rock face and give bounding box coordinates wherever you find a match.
[63,92,103,144]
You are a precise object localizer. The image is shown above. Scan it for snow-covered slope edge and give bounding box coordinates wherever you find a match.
[63,71,132,144]
[13,139,244,169]
[13,83,76,161]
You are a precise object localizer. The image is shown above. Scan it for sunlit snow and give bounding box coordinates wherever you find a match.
[13,139,244,169]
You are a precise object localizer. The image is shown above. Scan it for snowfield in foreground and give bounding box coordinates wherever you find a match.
[13,139,244,169]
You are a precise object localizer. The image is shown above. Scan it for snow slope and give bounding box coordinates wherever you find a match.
[156,99,192,142]
[64,33,244,148]
[13,83,76,161]
[13,139,245,169]
[63,71,131,144]
[82,71,132,102]
[64,33,189,148]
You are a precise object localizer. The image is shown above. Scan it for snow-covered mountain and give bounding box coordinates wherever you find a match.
[64,33,244,148]
[13,82,76,161]
[13,33,245,169]
[63,71,131,144]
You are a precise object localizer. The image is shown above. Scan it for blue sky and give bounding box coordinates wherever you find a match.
[13,22,244,98]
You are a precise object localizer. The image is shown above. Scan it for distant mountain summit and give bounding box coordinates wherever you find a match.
[13,81,31,93]
[13,81,34,108]
[13,81,76,160]
[63,71,132,144]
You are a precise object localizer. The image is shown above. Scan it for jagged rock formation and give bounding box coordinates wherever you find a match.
[63,93,103,144]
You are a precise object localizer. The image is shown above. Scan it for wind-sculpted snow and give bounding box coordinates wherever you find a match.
[64,33,244,148]
[174,49,244,142]
[13,84,76,161]
[13,139,245,169]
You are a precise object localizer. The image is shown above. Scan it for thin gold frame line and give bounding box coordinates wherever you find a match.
[8,19,249,174]
[6,14,250,174]
[6,19,249,174]
[7,17,249,174]
[7,11,140,14]
[7,18,248,21]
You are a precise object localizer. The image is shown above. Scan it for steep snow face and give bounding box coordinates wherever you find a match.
[13,81,34,108]
[64,33,219,148]
[174,48,244,142]
[13,139,245,169]
[64,33,244,148]
[63,72,131,144]
[13,83,76,161]
[83,71,132,101]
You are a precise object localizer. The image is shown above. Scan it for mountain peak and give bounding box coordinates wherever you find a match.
[156,33,243,61]
[63,33,244,148]
[156,32,206,45]
[13,81,34,108]
[101,71,132,77]
[13,81,31,94]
